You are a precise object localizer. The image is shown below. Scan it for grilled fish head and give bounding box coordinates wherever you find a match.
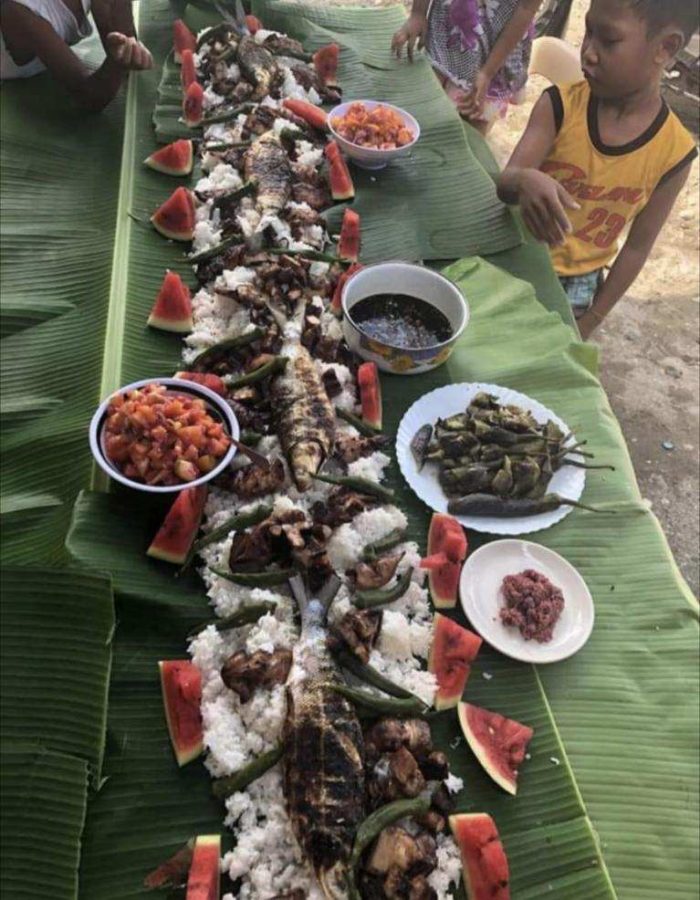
[237,34,279,101]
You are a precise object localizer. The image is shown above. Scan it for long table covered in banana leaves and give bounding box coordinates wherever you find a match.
[0,1,697,899]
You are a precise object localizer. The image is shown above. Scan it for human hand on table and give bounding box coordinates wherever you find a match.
[391,14,428,62]
[517,169,580,246]
[457,69,490,120]
[106,32,153,70]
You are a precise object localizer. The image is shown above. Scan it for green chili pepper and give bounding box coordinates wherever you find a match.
[187,328,264,371]
[354,568,414,610]
[189,233,240,264]
[312,473,395,504]
[211,745,284,800]
[210,180,256,213]
[239,430,263,447]
[203,140,252,152]
[336,407,382,437]
[200,102,256,126]
[226,356,287,391]
[349,797,431,872]
[180,504,272,571]
[267,247,348,264]
[187,602,277,640]
[332,649,414,700]
[209,567,296,587]
[328,683,429,717]
[362,529,407,562]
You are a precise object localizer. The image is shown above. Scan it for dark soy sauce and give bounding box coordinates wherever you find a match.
[351,294,452,349]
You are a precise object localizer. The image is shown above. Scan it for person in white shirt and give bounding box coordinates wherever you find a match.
[1,0,153,110]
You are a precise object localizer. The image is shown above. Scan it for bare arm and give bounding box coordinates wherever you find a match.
[577,161,693,339]
[497,92,580,244]
[391,0,430,62]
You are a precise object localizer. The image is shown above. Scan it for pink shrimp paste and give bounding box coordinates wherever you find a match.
[499,569,564,643]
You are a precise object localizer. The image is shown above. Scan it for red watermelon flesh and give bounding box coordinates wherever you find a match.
[186,835,220,900]
[174,372,227,397]
[173,19,196,64]
[147,484,207,564]
[245,14,263,34]
[144,139,194,176]
[357,361,382,430]
[282,98,328,131]
[325,141,355,201]
[458,702,534,795]
[449,813,510,900]
[330,262,362,317]
[428,612,482,709]
[180,49,197,91]
[426,513,468,608]
[148,271,193,333]
[183,81,204,128]
[159,660,203,766]
[151,187,195,241]
[313,43,339,86]
[338,207,361,261]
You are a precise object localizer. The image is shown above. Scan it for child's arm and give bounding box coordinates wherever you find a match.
[391,0,430,62]
[497,93,580,244]
[459,0,541,119]
[577,163,693,339]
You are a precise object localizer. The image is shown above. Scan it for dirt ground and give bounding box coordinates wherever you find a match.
[299,0,700,594]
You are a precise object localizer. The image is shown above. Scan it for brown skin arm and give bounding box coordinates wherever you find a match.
[1,1,151,112]
[577,161,693,339]
[497,92,581,245]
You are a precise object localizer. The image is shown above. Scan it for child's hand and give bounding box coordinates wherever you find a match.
[106,32,153,70]
[458,69,490,120]
[391,14,428,62]
[517,169,579,245]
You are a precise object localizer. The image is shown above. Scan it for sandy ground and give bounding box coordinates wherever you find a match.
[297,0,700,594]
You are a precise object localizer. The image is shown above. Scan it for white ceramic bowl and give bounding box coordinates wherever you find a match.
[89,377,239,493]
[341,262,469,375]
[327,100,420,170]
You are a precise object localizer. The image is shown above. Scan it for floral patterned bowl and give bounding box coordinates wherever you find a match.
[341,262,469,375]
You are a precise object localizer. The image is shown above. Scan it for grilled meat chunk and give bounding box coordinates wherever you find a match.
[365,719,433,757]
[328,608,383,664]
[237,35,280,100]
[417,750,449,781]
[227,457,286,499]
[311,488,378,529]
[351,553,403,590]
[221,648,293,702]
[367,746,426,804]
[333,433,391,465]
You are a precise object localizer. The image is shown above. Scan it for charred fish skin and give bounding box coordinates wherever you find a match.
[244,132,293,216]
[272,342,335,491]
[284,596,365,900]
[237,34,279,100]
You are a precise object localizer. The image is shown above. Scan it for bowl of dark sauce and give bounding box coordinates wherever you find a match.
[341,262,469,374]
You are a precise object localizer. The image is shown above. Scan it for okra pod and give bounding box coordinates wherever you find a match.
[312,473,395,504]
[267,247,347,264]
[186,601,277,640]
[332,649,414,700]
[187,327,264,371]
[180,504,272,571]
[354,568,414,610]
[209,566,296,587]
[189,233,240,264]
[328,683,429,717]
[335,406,382,437]
[362,529,407,561]
[227,356,287,391]
[350,797,431,871]
[211,745,284,800]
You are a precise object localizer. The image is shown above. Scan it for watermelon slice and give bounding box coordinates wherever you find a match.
[282,98,328,131]
[180,49,197,91]
[325,141,355,201]
[173,19,196,64]
[450,813,510,900]
[183,81,204,128]
[428,613,482,709]
[313,43,340,86]
[147,485,208,564]
[357,361,382,430]
[148,271,193,333]
[245,14,263,34]
[186,835,220,900]
[159,660,203,766]
[151,187,196,241]
[144,139,194,176]
[458,702,534,795]
[330,262,362,317]
[338,208,361,262]
[174,372,227,397]
[426,513,468,608]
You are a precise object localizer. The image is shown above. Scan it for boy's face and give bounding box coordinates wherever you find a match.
[581,1,681,99]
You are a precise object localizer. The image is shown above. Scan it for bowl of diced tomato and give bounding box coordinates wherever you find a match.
[328,100,420,170]
[89,378,239,493]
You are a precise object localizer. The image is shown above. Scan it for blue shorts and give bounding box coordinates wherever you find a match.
[559,270,604,317]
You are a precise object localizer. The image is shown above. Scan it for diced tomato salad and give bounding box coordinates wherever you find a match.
[103,383,230,486]
[331,102,415,150]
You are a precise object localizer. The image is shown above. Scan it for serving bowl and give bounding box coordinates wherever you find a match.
[89,377,239,493]
[341,262,469,375]
[327,100,420,170]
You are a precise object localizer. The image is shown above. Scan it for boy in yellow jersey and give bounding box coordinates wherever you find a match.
[497,0,698,339]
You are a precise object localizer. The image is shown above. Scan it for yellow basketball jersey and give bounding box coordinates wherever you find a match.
[541,80,697,277]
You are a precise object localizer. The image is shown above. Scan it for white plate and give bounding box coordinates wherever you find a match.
[460,540,594,664]
[396,382,585,535]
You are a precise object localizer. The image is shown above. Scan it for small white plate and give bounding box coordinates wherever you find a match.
[396,382,585,535]
[460,540,594,664]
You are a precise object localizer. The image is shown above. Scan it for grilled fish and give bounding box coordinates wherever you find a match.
[284,576,365,899]
[237,34,279,100]
[244,132,293,216]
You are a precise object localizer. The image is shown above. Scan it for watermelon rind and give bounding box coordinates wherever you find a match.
[449,812,510,900]
[147,485,207,564]
[148,271,193,333]
[325,142,355,201]
[144,140,194,177]
[187,834,221,900]
[458,701,533,796]
[338,208,361,262]
[428,612,482,709]
[173,19,196,65]
[183,82,204,128]
[159,661,203,767]
[426,513,467,607]
[151,187,195,242]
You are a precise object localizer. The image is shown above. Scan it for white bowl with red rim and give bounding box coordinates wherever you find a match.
[327,99,420,170]
[89,377,239,493]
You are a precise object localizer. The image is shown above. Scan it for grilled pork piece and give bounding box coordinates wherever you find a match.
[328,608,383,664]
[221,649,293,702]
